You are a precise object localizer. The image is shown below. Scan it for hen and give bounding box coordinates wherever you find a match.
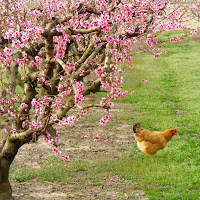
[133,122,178,156]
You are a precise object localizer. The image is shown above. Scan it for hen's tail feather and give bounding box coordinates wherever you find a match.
[133,122,141,133]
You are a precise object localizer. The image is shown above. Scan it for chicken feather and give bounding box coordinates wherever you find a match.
[133,122,178,156]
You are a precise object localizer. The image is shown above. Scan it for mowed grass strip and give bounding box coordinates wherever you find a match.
[121,37,200,134]
[111,36,200,199]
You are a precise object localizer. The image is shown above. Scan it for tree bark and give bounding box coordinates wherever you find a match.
[0,138,23,200]
[0,158,13,200]
[0,178,13,200]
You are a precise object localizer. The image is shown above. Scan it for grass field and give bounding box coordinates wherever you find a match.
[114,36,200,199]
[10,35,200,199]
[121,37,200,134]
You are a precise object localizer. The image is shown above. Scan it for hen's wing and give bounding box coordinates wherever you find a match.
[134,131,167,145]
[138,141,164,156]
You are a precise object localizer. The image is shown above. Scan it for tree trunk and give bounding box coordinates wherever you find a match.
[0,180,13,200]
[0,138,23,200]
[0,158,13,200]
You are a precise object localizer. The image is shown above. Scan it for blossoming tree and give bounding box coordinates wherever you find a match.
[0,0,194,199]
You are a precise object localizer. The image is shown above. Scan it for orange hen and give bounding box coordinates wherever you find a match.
[133,122,178,156]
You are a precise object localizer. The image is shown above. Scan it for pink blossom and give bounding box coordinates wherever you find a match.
[12,40,21,49]
[4,29,14,39]
[21,33,29,44]
[57,84,63,92]
[118,77,123,84]
[100,97,106,106]
[4,129,8,133]
[56,131,60,136]
[108,102,114,107]
[23,52,28,61]
[84,134,90,138]
[129,65,134,69]
[104,138,108,142]
[153,52,162,59]
[15,58,24,66]
[31,120,42,128]
[37,77,45,83]
[62,155,70,161]
[20,103,28,108]
[30,60,36,67]
[131,90,135,95]
[100,111,112,125]
[142,80,148,84]
[105,35,111,42]
[13,31,20,38]
[119,59,124,63]
[58,121,63,126]
[32,9,42,17]
[1,105,5,112]
[75,3,79,8]
[12,129,18,135]
[82,109,89,115]
[64,116,76,126]
[48,139,54,146]
[93,134,100,142]
[52,147,61,156]
[75,95,83,104]
[76,113,81,121]
[122,91,128,97]
[35,56,43,66]
[126,56,132,62]
[57,2,64,10]
[3,47,14,56]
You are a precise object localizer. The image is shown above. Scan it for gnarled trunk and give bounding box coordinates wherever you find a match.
[0,169,13,200]
[0,137,23,200]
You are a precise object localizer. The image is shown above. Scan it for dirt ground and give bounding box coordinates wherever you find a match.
[11,103,148,200]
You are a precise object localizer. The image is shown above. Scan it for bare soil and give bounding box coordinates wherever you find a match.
[11,103,148,200]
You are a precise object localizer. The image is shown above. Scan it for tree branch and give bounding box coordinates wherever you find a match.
[77,43,94,64]
[25,42,45,57]
[103,43,112,70]
[8,128,42,142]
[69,27,101,35]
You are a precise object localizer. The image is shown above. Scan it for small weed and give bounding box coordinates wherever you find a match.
[116,147,124,152]
[10,169,36,182]
[94,182,103,186]
[37,159,72,183]
[73,164,86,172]
[70,144,77,148]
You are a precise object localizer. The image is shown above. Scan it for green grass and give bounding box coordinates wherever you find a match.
[101,135,198,199]
[111,37,200,199]
[120,38,200,134]
[83,134,200,200]
[10,167,36,182]
[116,134,200,200]
[10,156,88,183]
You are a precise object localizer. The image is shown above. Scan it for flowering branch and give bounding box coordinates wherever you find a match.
[69,27,101,35]
[9,128,42,142]
[76,103,111,111]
